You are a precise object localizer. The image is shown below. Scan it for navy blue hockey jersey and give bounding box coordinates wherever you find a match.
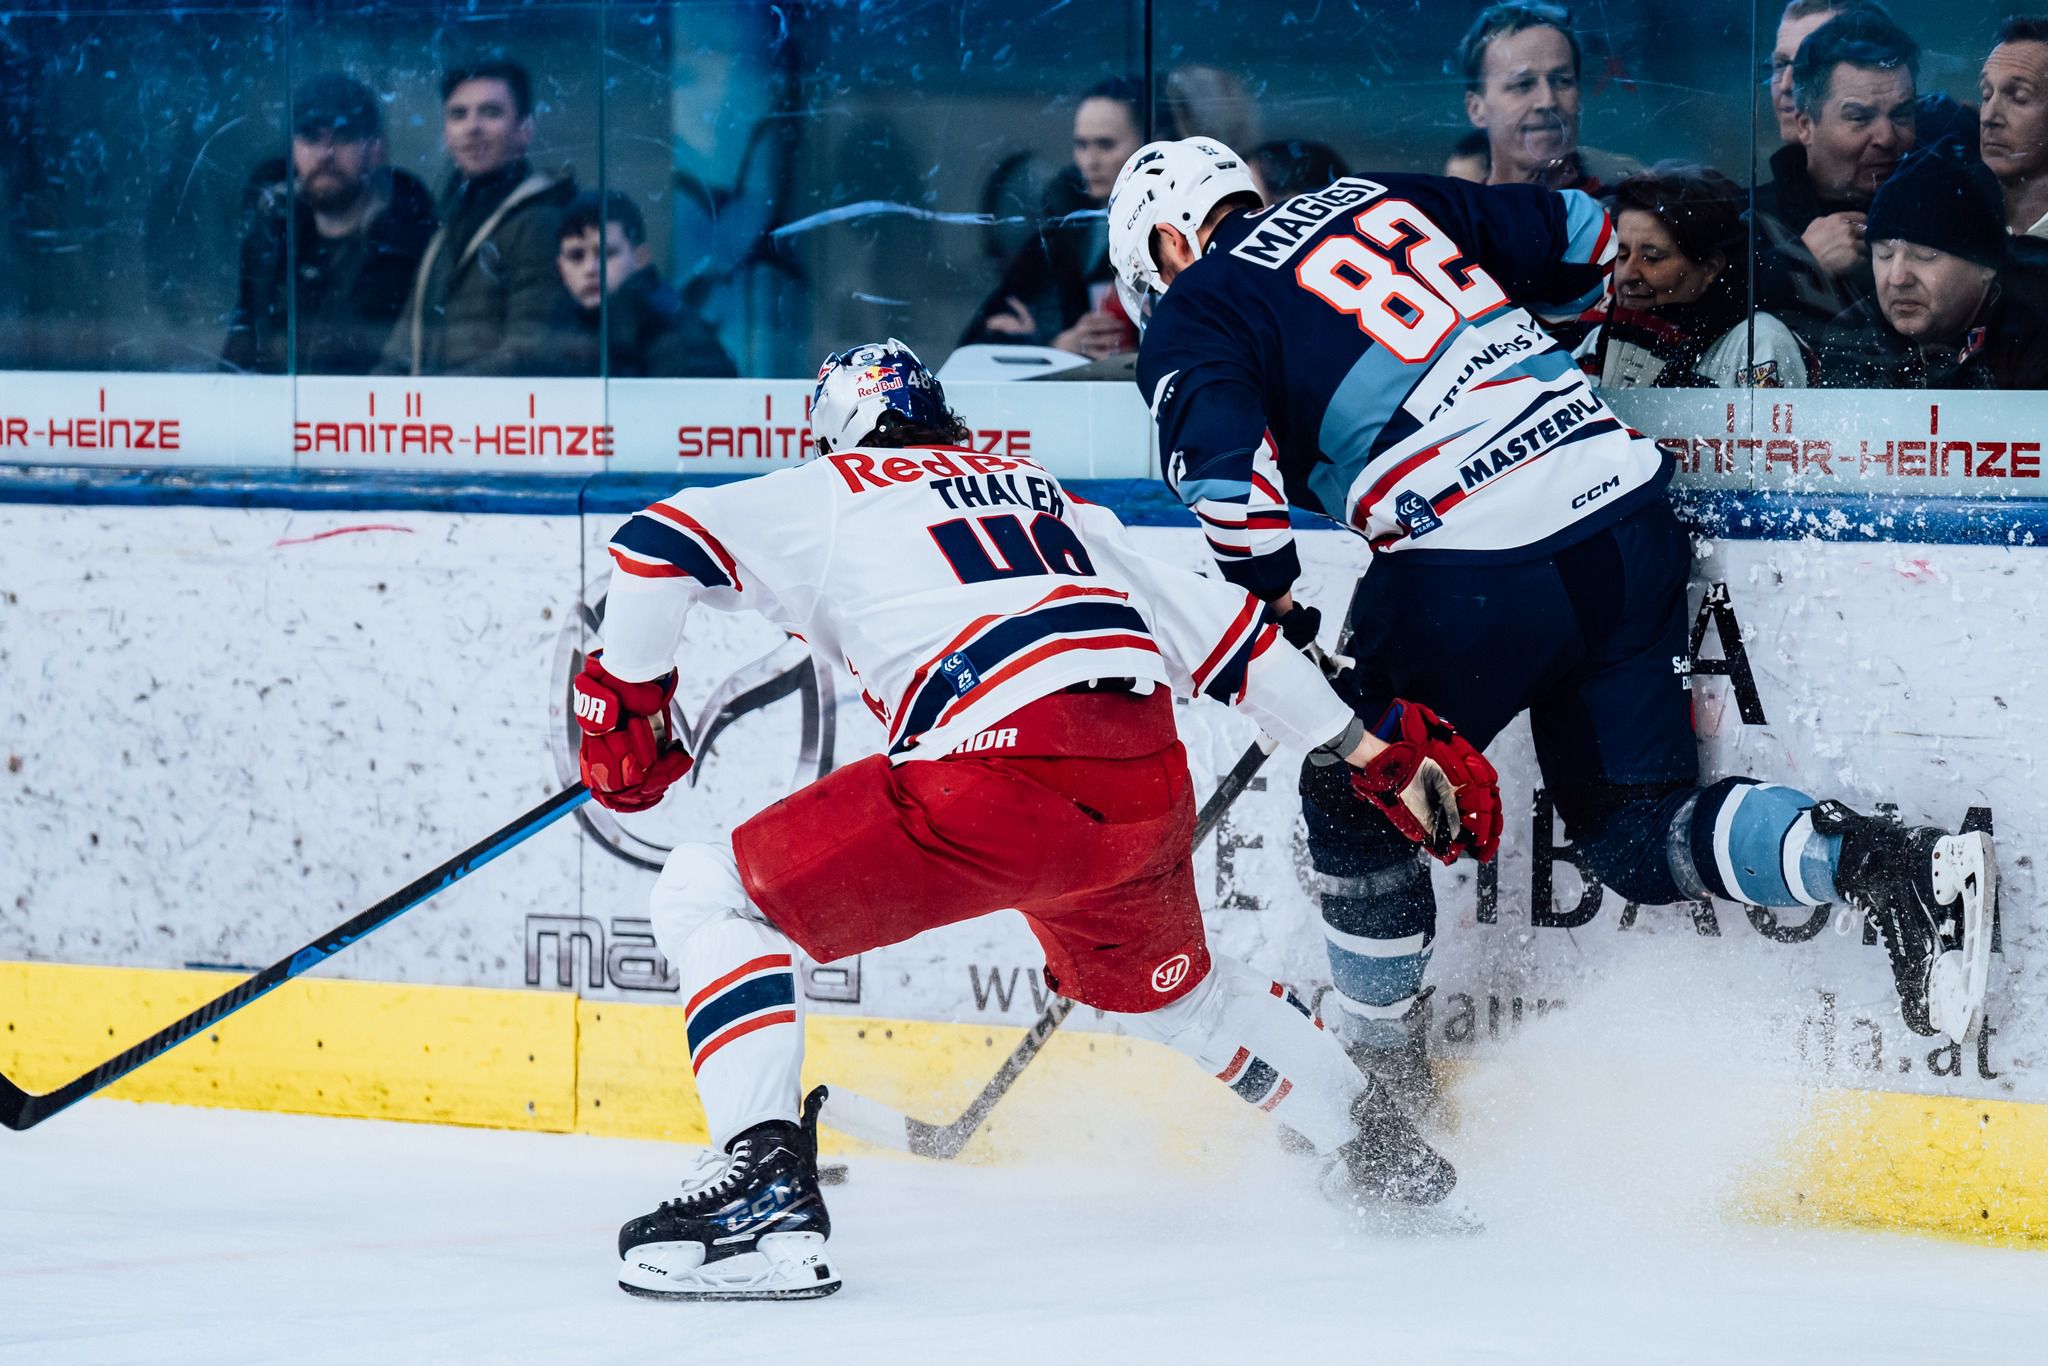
[1137,174,1669,598]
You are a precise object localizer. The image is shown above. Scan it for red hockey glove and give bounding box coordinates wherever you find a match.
[573,654,692,813]
[1350,700,1503,865]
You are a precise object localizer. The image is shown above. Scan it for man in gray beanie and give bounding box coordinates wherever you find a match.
[1818,139,2048,387]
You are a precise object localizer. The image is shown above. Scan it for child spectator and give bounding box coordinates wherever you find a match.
[1579,166,1812,389]
[222,75,436,374]
[548,191,735,378]
[378,57,574,376]
[959,77,1156,359]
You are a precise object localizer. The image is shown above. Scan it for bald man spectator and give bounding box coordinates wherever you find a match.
[222,75,436,373]
[378,57,574,376]
[1816,142,2048,389]
[1456,3,1630,193]
[1981,17,2048,241]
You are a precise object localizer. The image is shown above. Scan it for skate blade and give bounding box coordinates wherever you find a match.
[619,1232,839,1302]
[620,1278,841,1303]
[1927,833,1996,1043]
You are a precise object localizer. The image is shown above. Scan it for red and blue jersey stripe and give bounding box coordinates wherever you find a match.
[1188,594,1279,706]
[608,501,744,588]
[684,953,795,1070]
[887,585,1159,755]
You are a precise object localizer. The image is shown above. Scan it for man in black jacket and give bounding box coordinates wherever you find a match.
[1755,10,1921,324]
[222,75,436,374]
[549,192,735,378]
[1817,143,2048,389]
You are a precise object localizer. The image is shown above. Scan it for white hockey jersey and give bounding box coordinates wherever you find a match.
[599,446,1354,764]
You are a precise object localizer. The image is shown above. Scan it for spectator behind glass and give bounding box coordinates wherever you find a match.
[960,77,1153,359]
[1981,17,2048,240]
[222,75,436,374]
[1248,140,1351,203]
[377,57,574,376]
[1443,130,1492,183]
[548,191,735,378]
[1768,13,1917,266]
[1766,2,1977,151]
[1457,3,1626,193]
[1580,167,1813,390]
[1817,142,2048,389]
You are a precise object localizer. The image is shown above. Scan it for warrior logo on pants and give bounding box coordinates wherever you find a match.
[1152,953,1193,993]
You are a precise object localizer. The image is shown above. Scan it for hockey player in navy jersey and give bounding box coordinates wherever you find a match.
[577,340,1499,1301]
[1108,137,1995,1112]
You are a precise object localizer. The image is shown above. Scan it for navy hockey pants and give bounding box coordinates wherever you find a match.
[1302,497,1702,1042]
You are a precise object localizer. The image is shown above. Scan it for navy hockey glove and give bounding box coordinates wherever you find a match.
[1351,700,1502,864]
[573,654,693,813]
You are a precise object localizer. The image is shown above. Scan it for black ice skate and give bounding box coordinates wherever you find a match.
[1324,1077,1479,1234]
[1813,801,1996,1042]
[618,1086,840,1301]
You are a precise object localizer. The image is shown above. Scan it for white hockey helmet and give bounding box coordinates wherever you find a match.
[809,337,966,455]
[1106,136,1260,323]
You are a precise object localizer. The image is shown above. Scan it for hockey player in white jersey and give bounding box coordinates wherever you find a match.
[575,340,1502,1301]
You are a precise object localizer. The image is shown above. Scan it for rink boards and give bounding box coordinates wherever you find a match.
[2,409,2045,1245]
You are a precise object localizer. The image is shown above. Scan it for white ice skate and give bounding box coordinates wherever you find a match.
[1818,803,1997,1044]
[1924,832,1995,1044]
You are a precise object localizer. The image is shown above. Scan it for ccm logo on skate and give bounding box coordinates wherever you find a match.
[1152,953,1192,992]
[573,694,610,726]
[957,727,1018,753]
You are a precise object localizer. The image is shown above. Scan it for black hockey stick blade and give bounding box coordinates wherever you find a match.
[0,785,592,1133]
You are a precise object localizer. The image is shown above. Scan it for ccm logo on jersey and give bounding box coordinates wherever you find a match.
[1229,177,1390,269]
[1572,475,1621,509]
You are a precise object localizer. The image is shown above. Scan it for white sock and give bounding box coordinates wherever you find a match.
[1122,954,1364,1152]
[651,843,804,1150]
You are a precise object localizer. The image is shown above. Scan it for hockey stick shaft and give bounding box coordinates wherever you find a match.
[0,785,591,1133]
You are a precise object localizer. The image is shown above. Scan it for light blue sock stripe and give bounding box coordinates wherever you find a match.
[1721,784,1814,906]
[1326,943,1432,1010]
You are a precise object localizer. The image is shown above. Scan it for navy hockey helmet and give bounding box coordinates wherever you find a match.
[810,338,967,455]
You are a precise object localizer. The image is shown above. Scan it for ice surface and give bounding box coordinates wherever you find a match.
[2,1085,2040,1366]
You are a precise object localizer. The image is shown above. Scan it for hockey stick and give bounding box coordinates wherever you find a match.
[820,762,1260,1159]
[0,785,592,1133]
